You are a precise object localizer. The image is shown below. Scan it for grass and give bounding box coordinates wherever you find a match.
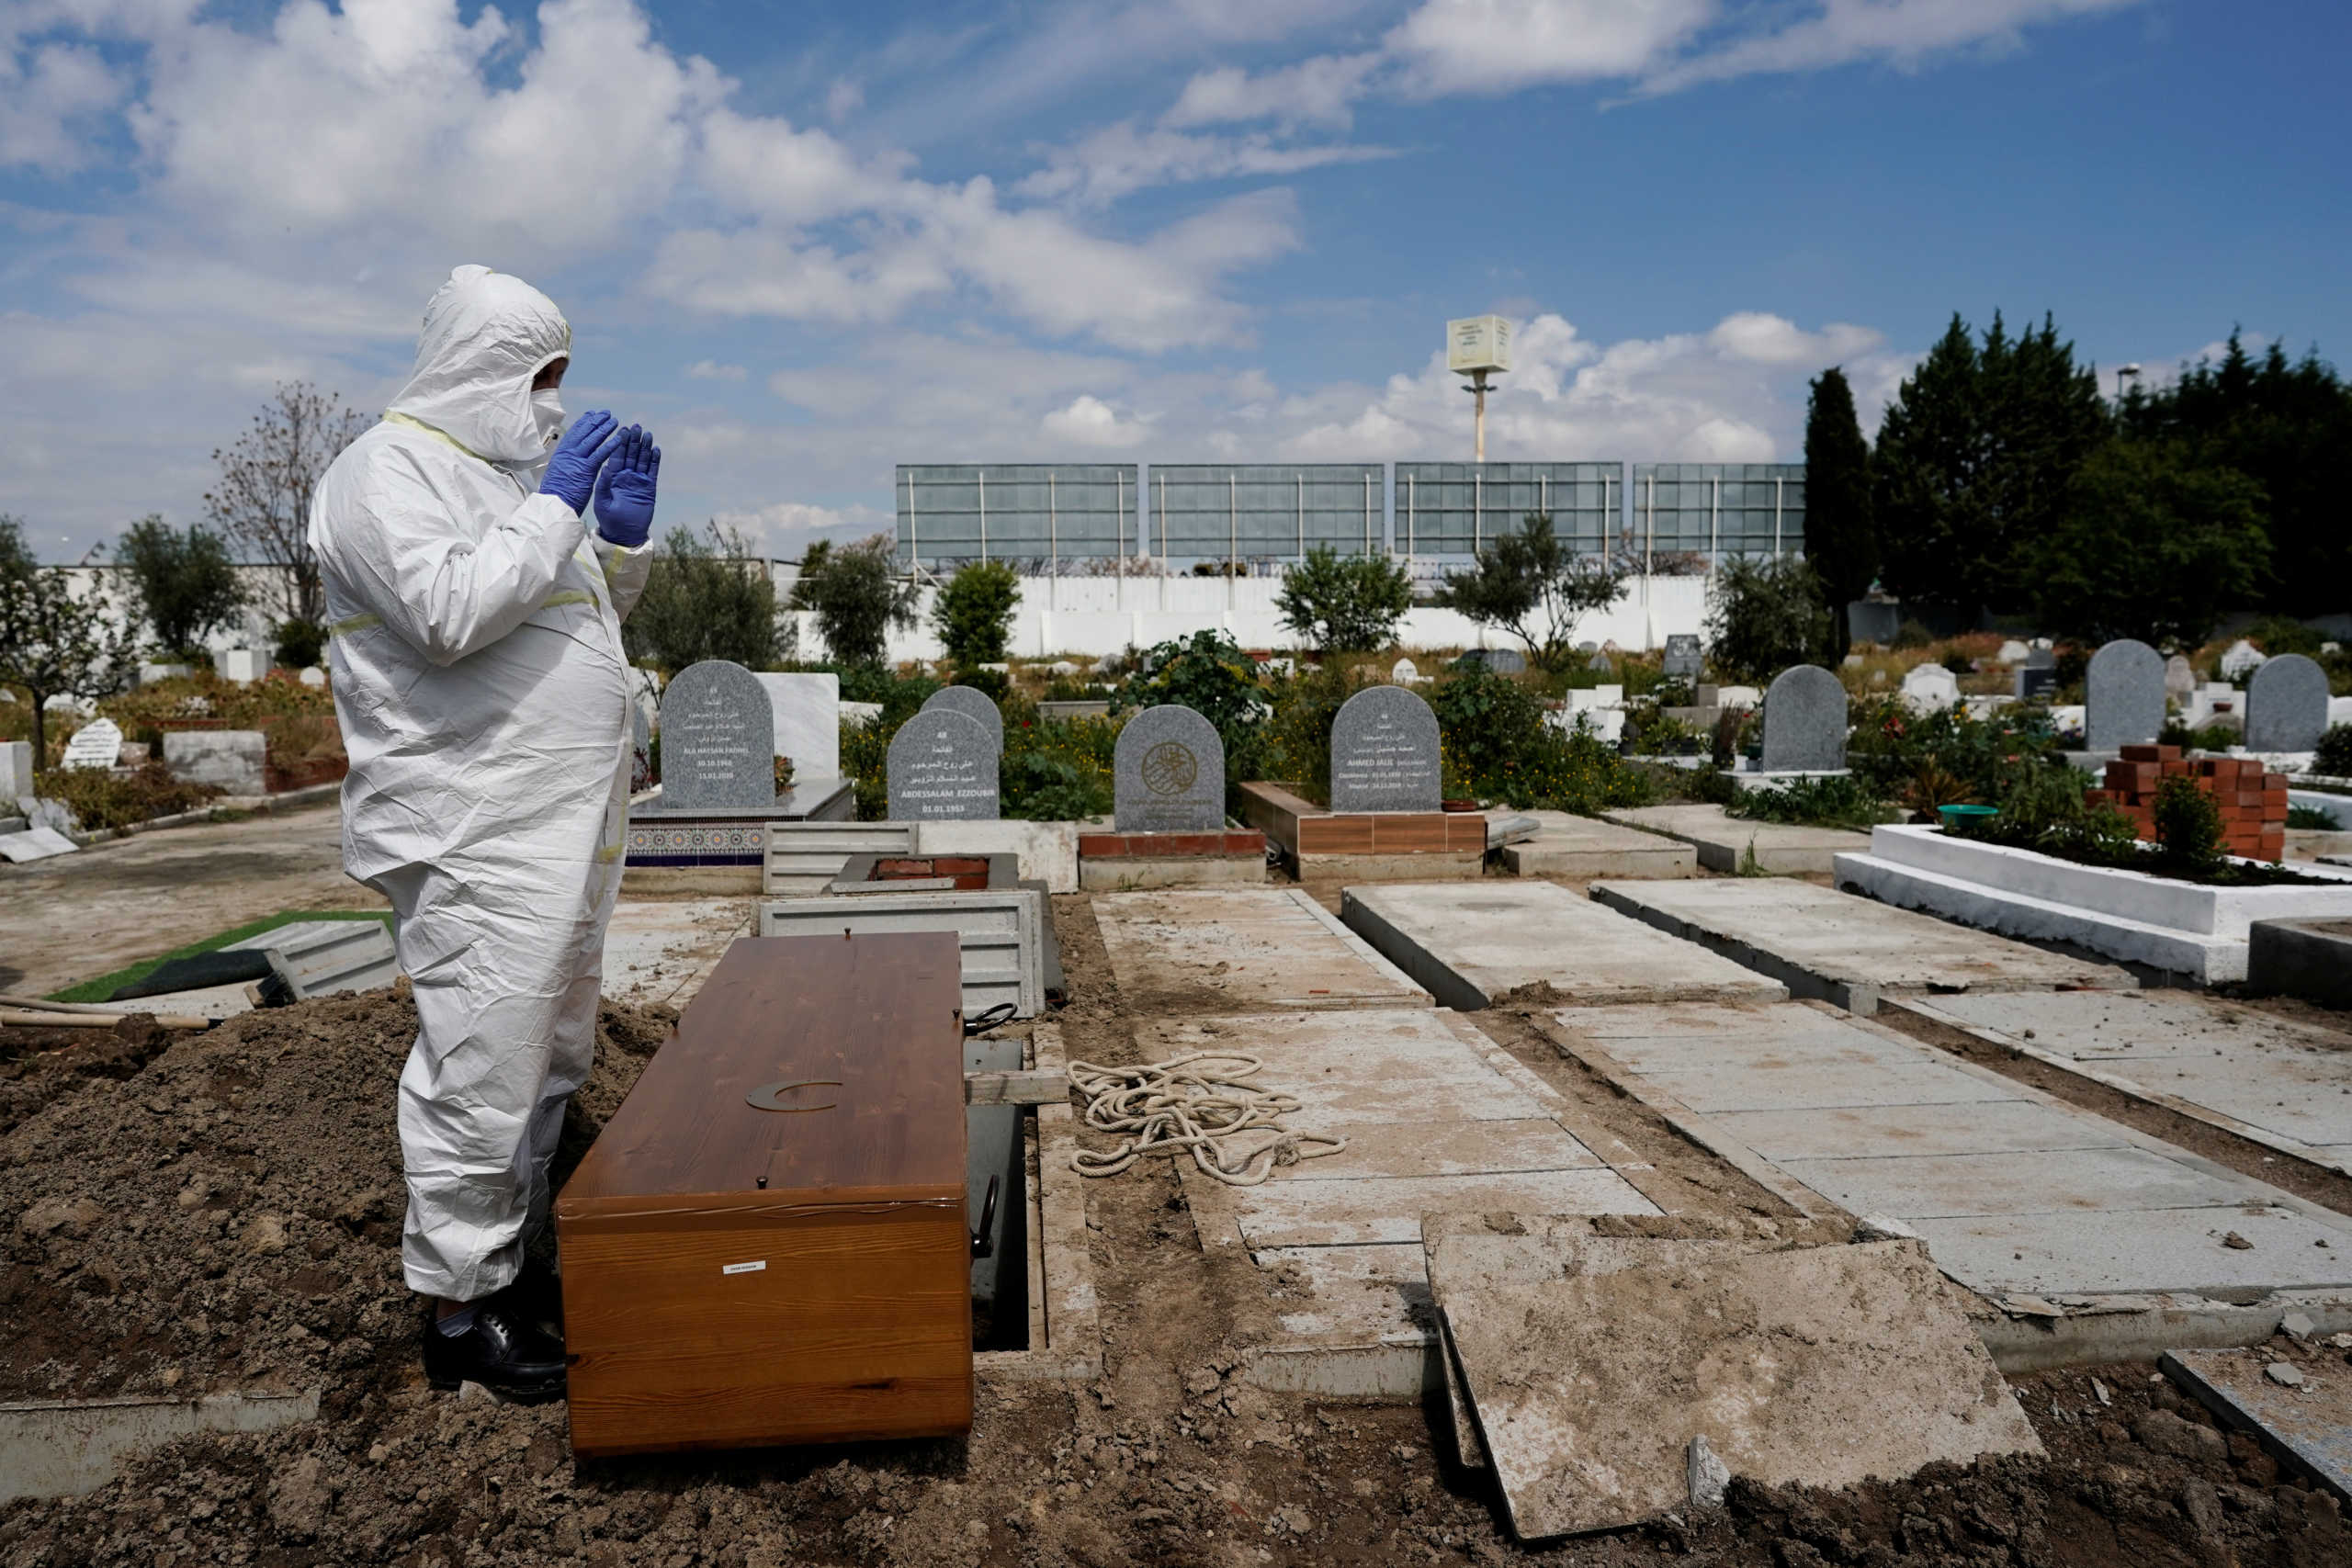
[49,908,392,1004]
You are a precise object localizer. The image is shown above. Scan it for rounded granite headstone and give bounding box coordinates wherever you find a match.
[1329,685,1442,814]
[922,684,1004,750]
[1759,665,1849,773]
[2245,654,2330,752]
[2085,639,2165,751]
[657,660,775,810]
[1113,705,1225,833]
[1662,635,1702,679]
[888,708,1001,820]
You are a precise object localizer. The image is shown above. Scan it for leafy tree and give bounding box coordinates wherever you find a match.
[2121,332,2352,616]
[1802,367,1876,660]
[1433,513,1628,672]
[1111,627,1272,784]
[624,522,790,672]
[116,516,243,660]
[1873,312,2109,620]
[203,381,371,626]
[1274,546,1412,654]
[786,534,918,668]
[2027,439,2267,650]
[0,517,139,761]
[1705,555,1831,682]
[932,558,1022,670]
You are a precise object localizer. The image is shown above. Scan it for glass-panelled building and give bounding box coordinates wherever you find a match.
[895,464,1138,568]
[1629,463,1805,563]
[1142,464,1385,563]
[1392,462,1622,558]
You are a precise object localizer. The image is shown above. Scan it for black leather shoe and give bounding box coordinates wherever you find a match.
[422,1303,567,1404]
[489,1258,564,1334]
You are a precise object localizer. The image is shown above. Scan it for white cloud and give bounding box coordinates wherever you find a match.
[1640,0,2151,95]
[685,359,748,381]
[1387,0,1717,96]
[1164,52,1382,129]
[1016,120,1393,207]
[1706,311,1883,366]
[0,42,124,171]
[712,500,891,552]
[824,76,863,122]
[1041,394,1149,448]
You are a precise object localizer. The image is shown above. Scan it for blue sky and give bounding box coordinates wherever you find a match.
[3,0,2346,560]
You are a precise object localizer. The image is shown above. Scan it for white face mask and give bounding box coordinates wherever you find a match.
[530,388,565,446]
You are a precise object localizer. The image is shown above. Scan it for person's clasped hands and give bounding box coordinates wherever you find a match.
[535,409,662,548]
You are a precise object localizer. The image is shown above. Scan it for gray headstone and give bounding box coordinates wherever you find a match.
[922,684,1004,750]
[162,730,266,795]
[887,708,1000,820]
[1113,705,1225,833]
[1329,685,1442,813]
[2014,647,2058,701]
[0,740,30,799]
[1460,647,1524,675]
[2165,655,2196,699]
[657,660,776,809]
[2084,639,2165,751]
[1662,635,1702,679]
[2245,654,2330,752]
[1758,665,1848,772]
[2219,639,2267,680]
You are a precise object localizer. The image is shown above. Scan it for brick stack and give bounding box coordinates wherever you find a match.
[2083,743,2288,863]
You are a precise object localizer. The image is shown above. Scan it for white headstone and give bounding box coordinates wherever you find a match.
[0,740,32,798]
[1390,658,1419,685]
[61,717,123,773]
[2219,639,2266,680]
[1996,640,2030,664]
[755,672,842,782]
[298,666,326,687]
[1900,664,1961,714]
[214,648,266,684]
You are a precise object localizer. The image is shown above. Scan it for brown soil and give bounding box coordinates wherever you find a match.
[1879,1002,2352,1216]
[0,898,2346,1565]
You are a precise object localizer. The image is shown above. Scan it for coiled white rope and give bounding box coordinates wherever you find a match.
[1066,1052,1347,1188]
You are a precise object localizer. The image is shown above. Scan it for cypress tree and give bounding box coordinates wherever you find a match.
[1801,367,1876,660]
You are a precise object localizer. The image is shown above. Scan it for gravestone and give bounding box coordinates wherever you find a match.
[2084,639,2165,751]
[756,672,841,780]
[655,660,775,810]
[2165,655,2197,702]
[214,648,265,684]
[887,708,1000,820]
[2014,648,2058,702]
[2219,639,2267,681]
[1113,705,1225,833]
[1662,635,1702,680]
[2244,654,2330,752]
[0,740,32,799]
[1996,640,2030,664]
[1759,666,1848,773]
[1329,685,1442,813]
[1900,664,1960,714]
[61,718,122,773]
[162,730,266,795]
[922,684,1004,750]
[1459,648,1525,676]
[1390,658,1419,685]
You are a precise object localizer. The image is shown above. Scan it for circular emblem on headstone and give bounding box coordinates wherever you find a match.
[1140,740,1198,796]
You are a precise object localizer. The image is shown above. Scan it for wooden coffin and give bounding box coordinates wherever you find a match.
[557,932,972,1458]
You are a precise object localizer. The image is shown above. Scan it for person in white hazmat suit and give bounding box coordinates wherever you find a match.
[309,265,661,1402]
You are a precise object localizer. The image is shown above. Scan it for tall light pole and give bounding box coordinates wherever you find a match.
[1448,316,1511,463]
[2115,363,2142,402]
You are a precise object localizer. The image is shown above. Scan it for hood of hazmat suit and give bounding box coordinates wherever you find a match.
[309,265,653,1302]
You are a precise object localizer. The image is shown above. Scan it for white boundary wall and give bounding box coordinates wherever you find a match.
[795,572,1713,663]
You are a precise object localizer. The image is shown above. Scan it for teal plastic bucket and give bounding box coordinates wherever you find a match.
[1938,804,1998,829]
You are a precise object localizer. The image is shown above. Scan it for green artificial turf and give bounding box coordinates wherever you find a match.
[49,909,393,1004]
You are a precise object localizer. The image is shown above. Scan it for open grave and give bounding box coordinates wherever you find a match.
[1129,1007,1657,1396]
[1340,880,1787,1010]
[1589,876,2136,1013]
[1091,886,1430,1013]
[1894,989,2352,1177]
[1540,999,2352,1362]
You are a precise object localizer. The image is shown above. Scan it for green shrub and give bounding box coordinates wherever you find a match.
[2315,724,2352,778]
[37,764,222,831]
[1723,774,1887,830]
[1893,617,1935,650]
[1274,546,1411,653]
[2288,804,2338,829]
[933,559,1022,670]
[1703,556,1829,682]
[2245,614,2324,659]
[2151,773,2225,871]
[1427,664,1648,811]
[273,617,325,671]
[1111,629,1272,787]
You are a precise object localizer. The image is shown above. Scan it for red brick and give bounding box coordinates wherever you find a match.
[2264,773,2290,792]
[2120,743,2181,762]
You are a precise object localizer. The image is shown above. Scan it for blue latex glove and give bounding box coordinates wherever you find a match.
[536,410,623,514]
[593,425,661,548]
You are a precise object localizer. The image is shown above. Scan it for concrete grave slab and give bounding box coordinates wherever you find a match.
[1433,1235,2038,1539]
[2164,1346,2352,1506]
[0,825,76,863]
[1091,886,1430,1012]
[1542,1000,2352,1304]
[1588,876,2135,1013]
[1145,1007,1656,1398]
[1340,881,1787,1010]
[1600,803,1871,874]
[2248,918,2352,1011]
[0,1392,319,1504]
[1897,990,2352,1176]
[1495,811,1698,879]
[602,897,752,1009]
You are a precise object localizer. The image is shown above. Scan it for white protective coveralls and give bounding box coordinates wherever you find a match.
[309,265,651,1302]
